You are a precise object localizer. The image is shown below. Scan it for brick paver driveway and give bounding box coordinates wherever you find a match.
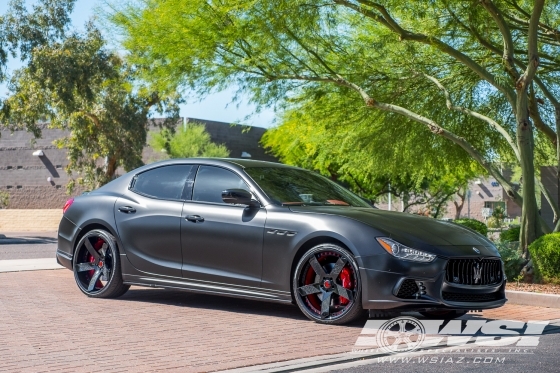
[2,269,560,373]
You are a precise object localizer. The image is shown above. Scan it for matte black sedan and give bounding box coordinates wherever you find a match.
[57,159,506,324]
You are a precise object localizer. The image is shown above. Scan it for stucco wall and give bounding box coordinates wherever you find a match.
[0,209,61,231]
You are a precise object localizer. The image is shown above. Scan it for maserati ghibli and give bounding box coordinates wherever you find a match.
[56,158,506,324]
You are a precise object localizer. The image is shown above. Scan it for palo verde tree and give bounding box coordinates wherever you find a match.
[150,121,230,159]
[1,24,180,191]
[262,106,480,216]
[110,0,560,254]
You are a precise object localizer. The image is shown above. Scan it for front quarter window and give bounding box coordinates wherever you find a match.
[244,167,370,207]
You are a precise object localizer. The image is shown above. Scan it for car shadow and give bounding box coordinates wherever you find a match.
[118,288,367,328]
[0,236,57,245]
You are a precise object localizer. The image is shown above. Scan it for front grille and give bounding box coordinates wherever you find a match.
[442,291,500,302]
[396,279,419,298]
[445,258,502,285]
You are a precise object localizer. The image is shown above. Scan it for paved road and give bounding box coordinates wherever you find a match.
[1,269,560,373]
[331,332,560,373]
[0,231,57,260]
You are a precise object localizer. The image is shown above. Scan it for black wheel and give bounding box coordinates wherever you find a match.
[73,229,130,298]
[293,244,364,325]
[419,310,467,319]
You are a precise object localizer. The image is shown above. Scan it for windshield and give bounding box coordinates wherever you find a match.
[244,167,371,207]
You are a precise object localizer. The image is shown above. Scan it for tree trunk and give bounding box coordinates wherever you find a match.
[517,92,542,257]
[453,188,466,219]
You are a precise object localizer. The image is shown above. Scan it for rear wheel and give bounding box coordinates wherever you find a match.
[293,244,364,325]
[73,229,130,298]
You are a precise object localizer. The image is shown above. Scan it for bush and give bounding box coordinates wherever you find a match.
[528,233,560,283]
[454,218,488,236]
[495,242,524,281]
[500,226,520,242]
[0,191,9,209]
[486,216,500,228]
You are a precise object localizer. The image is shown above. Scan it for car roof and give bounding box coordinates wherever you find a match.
[144,158,293,170]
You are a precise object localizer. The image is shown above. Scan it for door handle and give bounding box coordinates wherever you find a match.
[185,215,204,223]
[118,206,136,214]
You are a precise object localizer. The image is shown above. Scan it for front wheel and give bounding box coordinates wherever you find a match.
[73,229,130,298]
[293,244,364,325]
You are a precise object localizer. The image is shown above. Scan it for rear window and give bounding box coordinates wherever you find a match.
[131,165,194,200]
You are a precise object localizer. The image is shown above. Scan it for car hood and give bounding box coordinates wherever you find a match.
[289,207,499,257]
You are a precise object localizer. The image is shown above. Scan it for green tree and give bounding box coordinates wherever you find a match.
[110,0,560,254]
[0,0,75,83]
[150,122,230,159]
[1,25,180,191]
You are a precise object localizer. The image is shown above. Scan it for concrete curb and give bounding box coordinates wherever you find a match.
[0,258,63,273]
[506,290,560,309]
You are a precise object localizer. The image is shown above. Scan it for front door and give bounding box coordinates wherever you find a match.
[115,164,195,277]
[181,165,266,287]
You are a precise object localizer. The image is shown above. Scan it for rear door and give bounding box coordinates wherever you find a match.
[181,165,266,287]
[115,164,196,277]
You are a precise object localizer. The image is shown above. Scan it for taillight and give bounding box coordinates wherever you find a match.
[63,198,74,214]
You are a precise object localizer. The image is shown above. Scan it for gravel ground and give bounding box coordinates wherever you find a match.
[507,282,560,295]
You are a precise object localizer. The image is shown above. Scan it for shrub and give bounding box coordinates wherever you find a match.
[528,233,560,283]
[0,191,9,209]
[454,218,488,236]
[486,216,500,228]
[495,242,524,281]
[500,226,520,242]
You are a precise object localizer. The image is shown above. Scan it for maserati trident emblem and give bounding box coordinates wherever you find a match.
[473,263,482,284]
[472,247,481,254]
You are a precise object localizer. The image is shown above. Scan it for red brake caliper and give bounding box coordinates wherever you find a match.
[87,238,104,289]
[339,267,352,305]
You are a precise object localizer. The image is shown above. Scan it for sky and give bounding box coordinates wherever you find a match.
[0,0,278,128]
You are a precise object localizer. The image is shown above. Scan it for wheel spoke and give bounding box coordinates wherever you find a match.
[76,263,96,272]
[309,257,327,278]
[329,257,347,279]
[398,320,407,333]
[99,243,108,258]
[87,268,102,291]
[84,239,100,261]
[297,284,322,296]
[101,266,110,281]
[320,291,333,319]
[334,284,353,301]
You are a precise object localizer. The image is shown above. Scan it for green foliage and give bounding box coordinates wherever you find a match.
[0,0,75,82]
[528,233,560,283]
[0,191,9,209]
[454,218,488,237]
[150,122,229,159]
[0,25,180,191]
[500,226,521,243]
[108,0,560,248]
[495,242,525,282]
[486,216,501,229]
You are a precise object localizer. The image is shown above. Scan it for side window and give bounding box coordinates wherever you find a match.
[192,166,249,204]
[131,165,194,200]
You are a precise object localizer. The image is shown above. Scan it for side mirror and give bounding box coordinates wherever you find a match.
[222,189,258,206]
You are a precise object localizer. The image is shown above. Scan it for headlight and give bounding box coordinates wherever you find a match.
[376,237,436,263]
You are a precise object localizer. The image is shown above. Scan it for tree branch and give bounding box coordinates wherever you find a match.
[424,74,521,161]
[480,0,520,79]
[332,0,518,109]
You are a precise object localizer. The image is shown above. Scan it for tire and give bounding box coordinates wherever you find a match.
[419,310,467,319]
[293,244,364,325]
[73,229,130,298]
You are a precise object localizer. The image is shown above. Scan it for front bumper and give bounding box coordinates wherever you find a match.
[358,254,507,311]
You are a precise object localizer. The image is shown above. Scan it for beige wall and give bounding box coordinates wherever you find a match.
[0,209,61,231]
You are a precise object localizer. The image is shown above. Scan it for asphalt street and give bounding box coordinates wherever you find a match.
[0,232,57,260]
